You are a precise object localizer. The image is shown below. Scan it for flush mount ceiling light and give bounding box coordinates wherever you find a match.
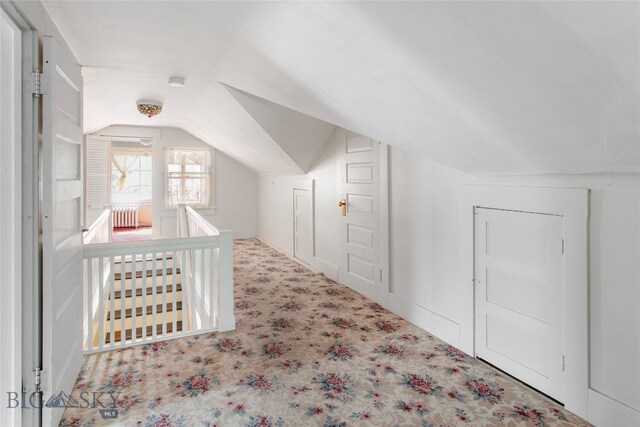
[136,100,163,118]
[168,76,185,88]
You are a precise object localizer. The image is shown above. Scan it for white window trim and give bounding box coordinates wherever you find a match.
[164,147,215,208]
[111,147,153,205]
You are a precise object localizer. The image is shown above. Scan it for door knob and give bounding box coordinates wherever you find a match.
[338,199,347,216]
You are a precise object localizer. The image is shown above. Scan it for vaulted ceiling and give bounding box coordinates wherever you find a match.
[43,1,639,176]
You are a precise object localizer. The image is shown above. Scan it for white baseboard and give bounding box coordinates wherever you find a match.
[256,237,316,271]
[257,236,338,281]
[232,230,257,240]
[309,257,338,282]
[588,389,640,427]
[388,292,461,349]
[256,236,290,257]
[258,236,461,349]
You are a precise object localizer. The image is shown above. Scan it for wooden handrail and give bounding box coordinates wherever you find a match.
[83,235,221,258]
[185,205,219,236]
[83,209,111,245]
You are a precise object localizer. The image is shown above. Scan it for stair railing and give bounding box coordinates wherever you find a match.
[178,205,235,332]
[82,206,235,353]
[82,208,112,349]
[83,208,111,245]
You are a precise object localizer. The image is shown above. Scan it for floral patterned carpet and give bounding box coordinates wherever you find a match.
[61,239,588,427]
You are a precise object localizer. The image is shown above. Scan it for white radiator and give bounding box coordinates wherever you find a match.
[112,204,139,228]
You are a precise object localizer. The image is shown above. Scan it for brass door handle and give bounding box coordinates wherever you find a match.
[338,199,347,216]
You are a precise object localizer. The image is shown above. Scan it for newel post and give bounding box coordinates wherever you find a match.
[217,230,236,332]
[176,204,187,238]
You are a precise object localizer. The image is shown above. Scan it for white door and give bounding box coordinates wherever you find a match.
[293,188,313,265]
[41,36,84,427]
[475,207,564,402]
[84,135,111,226]
[339,132,387,306]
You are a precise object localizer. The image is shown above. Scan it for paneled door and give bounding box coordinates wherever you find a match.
[475,207,565,402]
[293,188,313,266]
[41,36,84,427]
[339,132,388,306]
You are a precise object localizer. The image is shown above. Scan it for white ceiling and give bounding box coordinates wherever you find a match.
[43,1,639,176]
[225,85,336,173]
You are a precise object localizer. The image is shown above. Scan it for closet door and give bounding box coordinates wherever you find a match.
[293,188,313,266]
[475,207,565,402]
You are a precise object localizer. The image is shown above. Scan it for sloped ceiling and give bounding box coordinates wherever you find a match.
[43,1,639,176]
[81,67,304,174]
[224,85,336,173]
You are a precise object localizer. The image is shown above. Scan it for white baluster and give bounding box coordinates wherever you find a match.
[172,251,177,335]
[141,253,147,341]
[120,254,126,345]
[109,256,115,347]
[162,251,167,335]
[131,253,137,345]
[218,231,235,332]
[152,254,158,339]
[190,249,196,330]
[86,258,92,351]
[181,249,187,333]
[211,248,218,329]
[98,257,104,351]
[200,248,205,330]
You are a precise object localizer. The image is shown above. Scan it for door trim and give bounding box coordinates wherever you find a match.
[461,185,589,418]
[292,186,313,266]
[0,9,22,427]
[19,27,42,427]
[291,177,314,259]
[378,143,390,308]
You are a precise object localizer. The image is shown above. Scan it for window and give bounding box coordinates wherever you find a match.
[165,148,212,207]
[111,148,152,203]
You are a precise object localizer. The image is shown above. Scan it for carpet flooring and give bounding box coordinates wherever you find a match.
[61,239,589,426]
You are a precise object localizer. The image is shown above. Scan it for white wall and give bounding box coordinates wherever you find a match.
[586,175,640,410]
[259,129,343,279]
[259,132,640,424]
[388,150,470,333]
[389,151,640,423]
[96,126,259,239]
